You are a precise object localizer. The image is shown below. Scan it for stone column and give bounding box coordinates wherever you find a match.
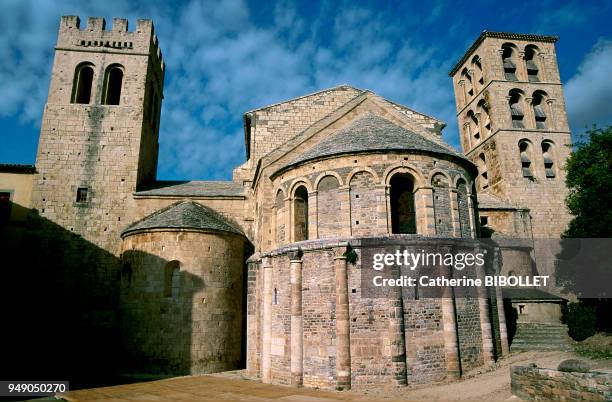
[466,191,477,238]
[476,260,495,366]
[525,97,535,129]
[416,186,436,235]
[388,263,407,386]
[334,248,351,389]
[518,51,528,82]
[442,278,461,379]
[493,248,510,356]
[289,251,303,386]
[450,188,462,237]
[261,257,273,383]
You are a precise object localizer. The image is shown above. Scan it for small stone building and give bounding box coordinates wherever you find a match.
[0,17,574,387]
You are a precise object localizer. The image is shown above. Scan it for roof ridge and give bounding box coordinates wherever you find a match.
[245,84,364,114]
[272,113,471,177]
[121,200,244,236]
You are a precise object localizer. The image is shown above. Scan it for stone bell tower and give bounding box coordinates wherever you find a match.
[29,15,165,344]
[450,31,573,286]
[32,15,164,245]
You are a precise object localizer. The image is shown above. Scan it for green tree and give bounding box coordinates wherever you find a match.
[556,126,612,298]
[563,126,612,238]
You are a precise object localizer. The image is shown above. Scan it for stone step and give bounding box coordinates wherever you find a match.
[509,323,574,351]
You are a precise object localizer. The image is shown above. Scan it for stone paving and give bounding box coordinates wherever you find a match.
[58,373,371,402]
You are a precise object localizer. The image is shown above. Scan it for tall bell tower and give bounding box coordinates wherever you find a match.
[450,32,573,285]
[32,15,164,244]
[29,15,164,348]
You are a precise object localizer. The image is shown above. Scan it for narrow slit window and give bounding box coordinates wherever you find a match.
[76,187,88,203]
[532,91,547,129]
[542,142,555,178]
[519,142,533,178]
[525,46,540,83]
[502,46,518,81]
[509,90,525,128]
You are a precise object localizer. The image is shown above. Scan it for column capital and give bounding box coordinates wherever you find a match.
[288,248,303,261]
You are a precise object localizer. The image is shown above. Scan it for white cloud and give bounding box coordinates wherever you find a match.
[565,39,612,133]
[0,0,458,180]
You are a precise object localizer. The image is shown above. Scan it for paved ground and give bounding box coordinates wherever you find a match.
[57,351,611,402]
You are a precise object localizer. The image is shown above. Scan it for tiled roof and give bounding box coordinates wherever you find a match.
[275,113,470,175]
[502,287,566,301]
[477,193,518,210]
[0,163,36,174]
[122,200,244,237]
[135,181,245,197]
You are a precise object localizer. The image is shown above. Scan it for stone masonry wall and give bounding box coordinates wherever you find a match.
[511,365,611,401]
[247,86,363,165]
[317,175,342,238]
[272,153,476,250]
[349,171,378,236]
[247,237,503,389]
[120,229,246,375]
[29,17,165,372]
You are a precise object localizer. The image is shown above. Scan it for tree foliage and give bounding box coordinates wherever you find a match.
[556,126,612,298]
[563,126,612,238]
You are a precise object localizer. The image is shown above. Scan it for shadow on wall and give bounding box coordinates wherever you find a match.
[118,250,203,376]
[0,202,204,389]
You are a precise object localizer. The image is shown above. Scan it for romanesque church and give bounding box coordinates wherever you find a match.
[0,16,573,388]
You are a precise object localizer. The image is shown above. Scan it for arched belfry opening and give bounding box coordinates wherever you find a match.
[72,63,94,104]
[390,173,417,234]
[103,65,124,105]
[293,185,309,241]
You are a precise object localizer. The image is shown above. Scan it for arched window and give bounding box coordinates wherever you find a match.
[524,45,540,82]
[501,44,518,81]
[467,110,480,141]
[72,63,94,104]
[461,67,473,97]
[519,141,533,178]
[478,153,489,189]
[478,99,492,137]
[163,260,180,298]
[509,89,525,128]
[390,173,416,234]
[293,185,309,241]
[102,64,124,105]
[541,141,556,178]
[532,90,548,129]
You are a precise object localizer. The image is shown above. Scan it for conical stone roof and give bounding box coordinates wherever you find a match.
[277,113,469,174]
[122,200,244,237]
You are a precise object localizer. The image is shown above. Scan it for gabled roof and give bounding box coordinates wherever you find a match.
[477,193,519,210]
[273,113,470,177]
[245,84,364,114]
[134,181,244,198]
[449,31,559,76]
[121,200,244,237]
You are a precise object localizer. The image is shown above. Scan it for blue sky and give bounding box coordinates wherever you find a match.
[0,0,610,180]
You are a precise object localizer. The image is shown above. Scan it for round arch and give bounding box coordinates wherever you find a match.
[314,170,344,189]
